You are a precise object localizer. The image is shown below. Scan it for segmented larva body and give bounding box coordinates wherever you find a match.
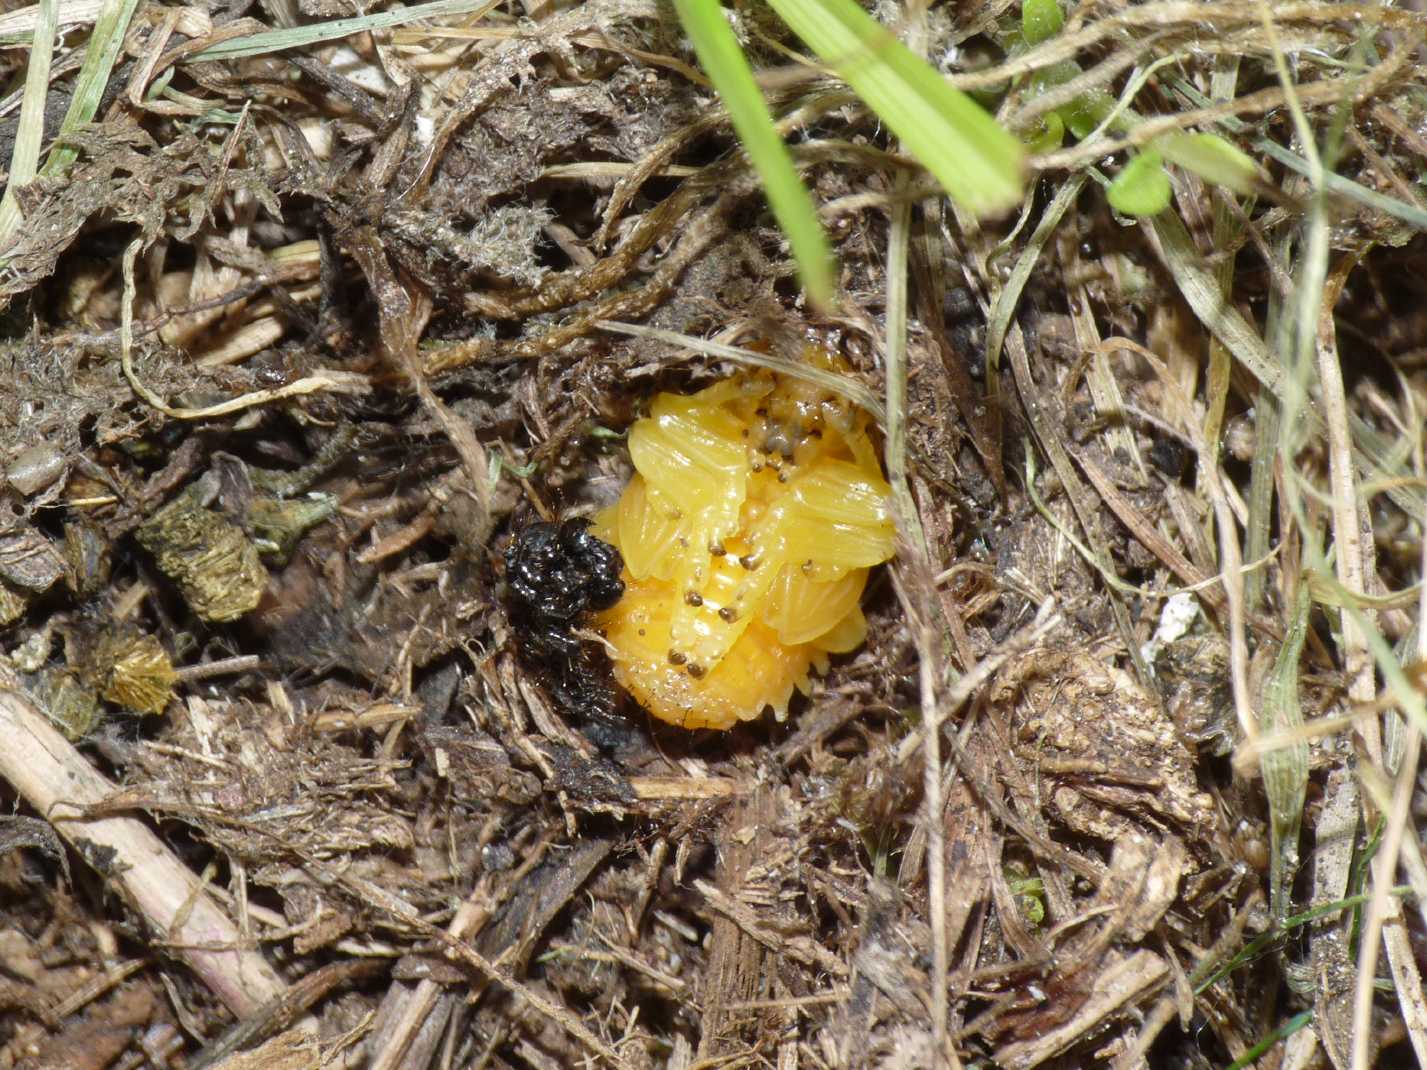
[591,346,896,730]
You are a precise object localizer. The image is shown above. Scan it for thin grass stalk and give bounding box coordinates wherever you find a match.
[0,0,57,249]
[1259,582,1310,924]
[671,0,834,305]
[39,0,141,181]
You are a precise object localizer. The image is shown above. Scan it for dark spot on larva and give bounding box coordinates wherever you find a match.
[777,471,789,483]
[638,629,645,636]
[687,663,705,679]
[801,559,814,574]
[739,555,760,571]
[685,591,703,606]
[718,607,737,622]
[709,542,726,556]
[668,650,687,665]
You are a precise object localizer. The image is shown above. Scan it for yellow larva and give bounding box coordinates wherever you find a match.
[591,346,896,730]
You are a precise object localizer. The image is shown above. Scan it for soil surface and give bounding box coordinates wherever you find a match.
[1,2,1426,1068]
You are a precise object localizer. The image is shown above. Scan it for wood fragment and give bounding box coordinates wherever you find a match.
[0,683,288,1018]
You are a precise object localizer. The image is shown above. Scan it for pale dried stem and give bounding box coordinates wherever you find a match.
[1312,252,1394,1070]
[366,896,491,1070]
[119,240,369,420]
[0,684,288,1018]
[1352,389,1427,1067]
[885,180,956,1068]
[1361,728,1427,1067]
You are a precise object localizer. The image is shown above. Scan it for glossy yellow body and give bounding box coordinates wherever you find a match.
[592,349,896,730]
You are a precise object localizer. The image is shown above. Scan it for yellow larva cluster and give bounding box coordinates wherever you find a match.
[592,347,896,730]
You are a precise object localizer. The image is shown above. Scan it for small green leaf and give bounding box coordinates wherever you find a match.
[673,0,835,306]
[767,0,1024,217]
[1031,61,1116,140]
[1022,110,1064,154]
[1107,150,1170,216]
[1008,874,1046,925]
[1021,0,1063,47]
[1156,132,1261,195]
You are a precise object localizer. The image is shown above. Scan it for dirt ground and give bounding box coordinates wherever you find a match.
[1,1,1426,1068]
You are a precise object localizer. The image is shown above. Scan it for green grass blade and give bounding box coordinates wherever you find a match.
[1156,131,1261,195]
[39,0,142,180]
[1223,1011,1314,1070]
[0,0,58,248]
[766,0,1023,217]
[188,0,499,61]
[672,0,834,306]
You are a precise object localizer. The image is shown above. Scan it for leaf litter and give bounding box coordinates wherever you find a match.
[0,2,1425,1068]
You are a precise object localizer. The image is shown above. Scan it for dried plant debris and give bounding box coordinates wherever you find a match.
[0,0,1425,1067]
[137,492,269,623]
[136,445,352,622]
[990,647,1222,846]
[78,627,177,716]
[0,525,65,594]
[0,582,28,627]
[4,125,283,303]
[23,667,105,741]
